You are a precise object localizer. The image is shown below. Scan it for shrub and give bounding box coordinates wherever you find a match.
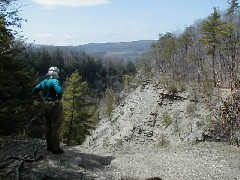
[114,138,123,148]
[214,88,240,145]
[157,133,170,147]
[162,111,172,128]
[167,80,178,94]
[123,74,133,91]
[102,137,110,148]
[202,78,214,97]
[104,88,115,118]
[177,80,187,92]
[186,103,197,118]
[159,77,179,94]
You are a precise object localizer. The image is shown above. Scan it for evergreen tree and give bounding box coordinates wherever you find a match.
[0,45,40,136]
[51,48,66,81]
[0,0,24,54]
[123,74,133,91]
[125,61,136,75]
[104,88,116,118]
[221,0,240,79]
[153,32,178,75]
[227,0,239,15]
[199,7,226,87]
[62,70,94,145]
[0,0,42,136]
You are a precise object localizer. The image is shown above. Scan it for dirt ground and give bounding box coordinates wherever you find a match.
[0,137,240,180]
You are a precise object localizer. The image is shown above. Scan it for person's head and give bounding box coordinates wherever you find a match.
[46,67,59,79]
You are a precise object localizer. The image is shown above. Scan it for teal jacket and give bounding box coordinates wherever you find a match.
[32,78,63,101]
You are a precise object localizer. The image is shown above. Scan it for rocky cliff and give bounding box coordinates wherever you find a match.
[84,78,211,151]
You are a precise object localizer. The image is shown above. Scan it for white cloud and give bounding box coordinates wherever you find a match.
[31,0,110,7]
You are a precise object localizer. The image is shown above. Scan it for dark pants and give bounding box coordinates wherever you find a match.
[42,101,63,150]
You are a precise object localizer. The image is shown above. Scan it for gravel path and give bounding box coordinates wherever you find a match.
[77,142,240,180]
[1,138,240,179]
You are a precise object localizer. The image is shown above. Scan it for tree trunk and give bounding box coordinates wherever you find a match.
[212,45,216,87]
[67,112,74,145]
[67,98,75,145]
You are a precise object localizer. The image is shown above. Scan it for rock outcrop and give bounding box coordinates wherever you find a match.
[84,78,211,150]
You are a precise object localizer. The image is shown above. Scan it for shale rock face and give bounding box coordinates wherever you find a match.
[84,79,210,150]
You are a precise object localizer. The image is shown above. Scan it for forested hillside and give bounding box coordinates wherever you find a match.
[59,40,156,60]
[1,0,240,146]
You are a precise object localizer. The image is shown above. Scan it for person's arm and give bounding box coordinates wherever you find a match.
[32,81,43,94]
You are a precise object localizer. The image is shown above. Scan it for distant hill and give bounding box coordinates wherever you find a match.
[58,40,157,60]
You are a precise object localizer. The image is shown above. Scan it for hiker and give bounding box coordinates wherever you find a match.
[32,67,64,154]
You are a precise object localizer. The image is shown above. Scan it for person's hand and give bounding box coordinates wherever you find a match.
[55,100,61,103]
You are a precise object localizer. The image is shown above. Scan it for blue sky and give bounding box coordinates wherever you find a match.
[18,0,230,46]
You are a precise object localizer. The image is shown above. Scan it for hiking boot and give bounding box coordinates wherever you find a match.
[47,147,52,151]
[52,149,64,154]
